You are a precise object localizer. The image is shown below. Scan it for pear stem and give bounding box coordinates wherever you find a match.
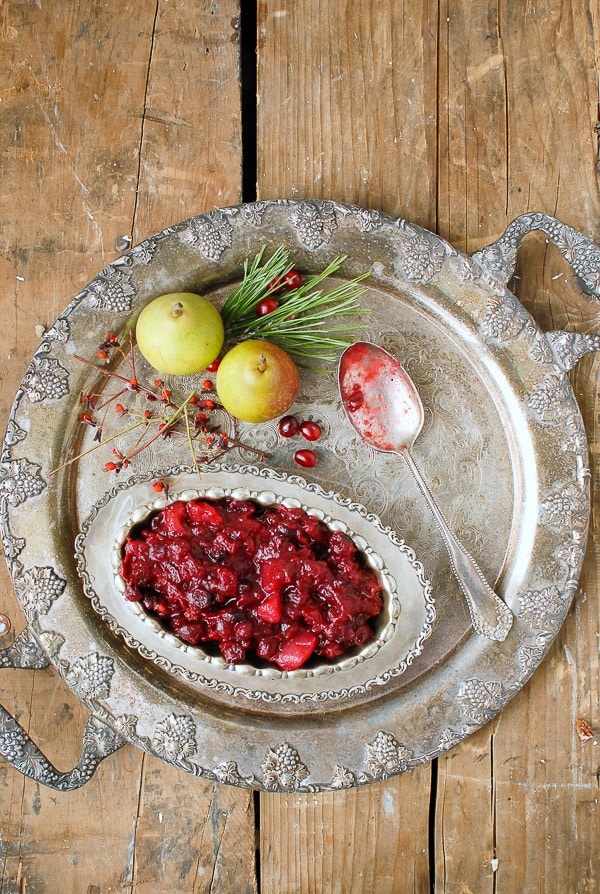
[171,302,184,318]
[257,354,267,373]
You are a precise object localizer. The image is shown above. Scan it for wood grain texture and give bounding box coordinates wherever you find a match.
[435,3,600,893]
[261,770,431,894]
[256,4,439,891]
[257,0,439,227]
[0,3,255,893]
[258,1,600,893]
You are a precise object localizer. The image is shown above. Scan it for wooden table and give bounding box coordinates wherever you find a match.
[1,3,598,892]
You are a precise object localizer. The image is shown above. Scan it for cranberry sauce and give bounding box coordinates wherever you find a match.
[120,497,383,671]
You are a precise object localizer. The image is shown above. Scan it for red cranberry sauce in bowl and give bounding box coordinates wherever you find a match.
[118,496,385,672]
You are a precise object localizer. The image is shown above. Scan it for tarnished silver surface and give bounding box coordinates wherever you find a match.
[1,200,599,791]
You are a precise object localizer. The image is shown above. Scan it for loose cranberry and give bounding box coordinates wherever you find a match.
[294,448,318,468]
[105,461,117,471]
[266,275,284,294]
[278,414,300,437]
[282,270,302,290]
[299,420,322,441]
[206,358,221,372]
[256,297,280,317]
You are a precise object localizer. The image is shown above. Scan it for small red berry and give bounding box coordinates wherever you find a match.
[266,275,284,294]
[256,297,279,317]
[278,415,300,437]
[152,479,166,492]
[206,358,221,372]
[115,403,125,414]
[97,349,109,361]
[80,412,94,425]
[283,270,302,290]
[202,379,213,391]
[105,461,117,471]
[153,379,164,388]
[161,389,171,401]
[294,448,318,468]
[300,420,322,441]
[143,409,152,419]
[127,378,139,391]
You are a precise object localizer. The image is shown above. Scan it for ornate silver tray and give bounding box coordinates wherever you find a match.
[1,201,599,792]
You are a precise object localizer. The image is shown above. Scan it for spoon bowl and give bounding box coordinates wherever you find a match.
[339,341,513,642]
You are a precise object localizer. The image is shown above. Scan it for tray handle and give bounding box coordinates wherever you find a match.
[0,626,125,790]
[473,212,600,371]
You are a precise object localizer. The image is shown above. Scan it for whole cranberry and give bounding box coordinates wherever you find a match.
[294,448,318,468]
[256,297,280,317]
[278,414,300,437]
[282,270,302,290]
[300,420,322,441]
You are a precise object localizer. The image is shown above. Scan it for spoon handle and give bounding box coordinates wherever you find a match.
[402,449,513,642]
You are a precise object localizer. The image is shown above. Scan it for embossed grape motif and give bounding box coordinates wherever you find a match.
[289,200,337,250]
[16,565,66,620]
[457,678,504,724]
[66,652,115,701]
[78,263,136,313]
[0,458,45,506]
[152,714,197,764]
[178,210,233,261]
[262,742,310,791]
[364,731,412,779]
[518,586,571,632]
[22,355,70,403]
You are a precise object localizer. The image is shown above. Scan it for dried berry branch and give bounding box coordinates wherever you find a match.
[50,331,271,477]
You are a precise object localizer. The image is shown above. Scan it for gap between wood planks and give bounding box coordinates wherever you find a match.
[241,0,257,203]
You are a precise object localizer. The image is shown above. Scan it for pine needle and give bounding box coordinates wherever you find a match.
[220,247,369,361]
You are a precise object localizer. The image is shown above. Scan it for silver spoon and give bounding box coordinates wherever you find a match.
[338,341,513,642]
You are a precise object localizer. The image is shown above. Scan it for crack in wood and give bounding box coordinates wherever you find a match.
[131,1,161,239]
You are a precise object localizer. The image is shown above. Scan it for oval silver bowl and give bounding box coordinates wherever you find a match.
[76,464,436,715]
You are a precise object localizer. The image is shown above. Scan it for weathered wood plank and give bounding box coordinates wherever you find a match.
[256,2,438,891]
[435,2,600,893]
[261,769,431,894]
[0,2,255,893]
[133,0,243,237]
[257,0,439,228]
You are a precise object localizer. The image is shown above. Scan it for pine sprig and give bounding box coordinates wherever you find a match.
[220,247,369,362]
[221,246,293,323]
